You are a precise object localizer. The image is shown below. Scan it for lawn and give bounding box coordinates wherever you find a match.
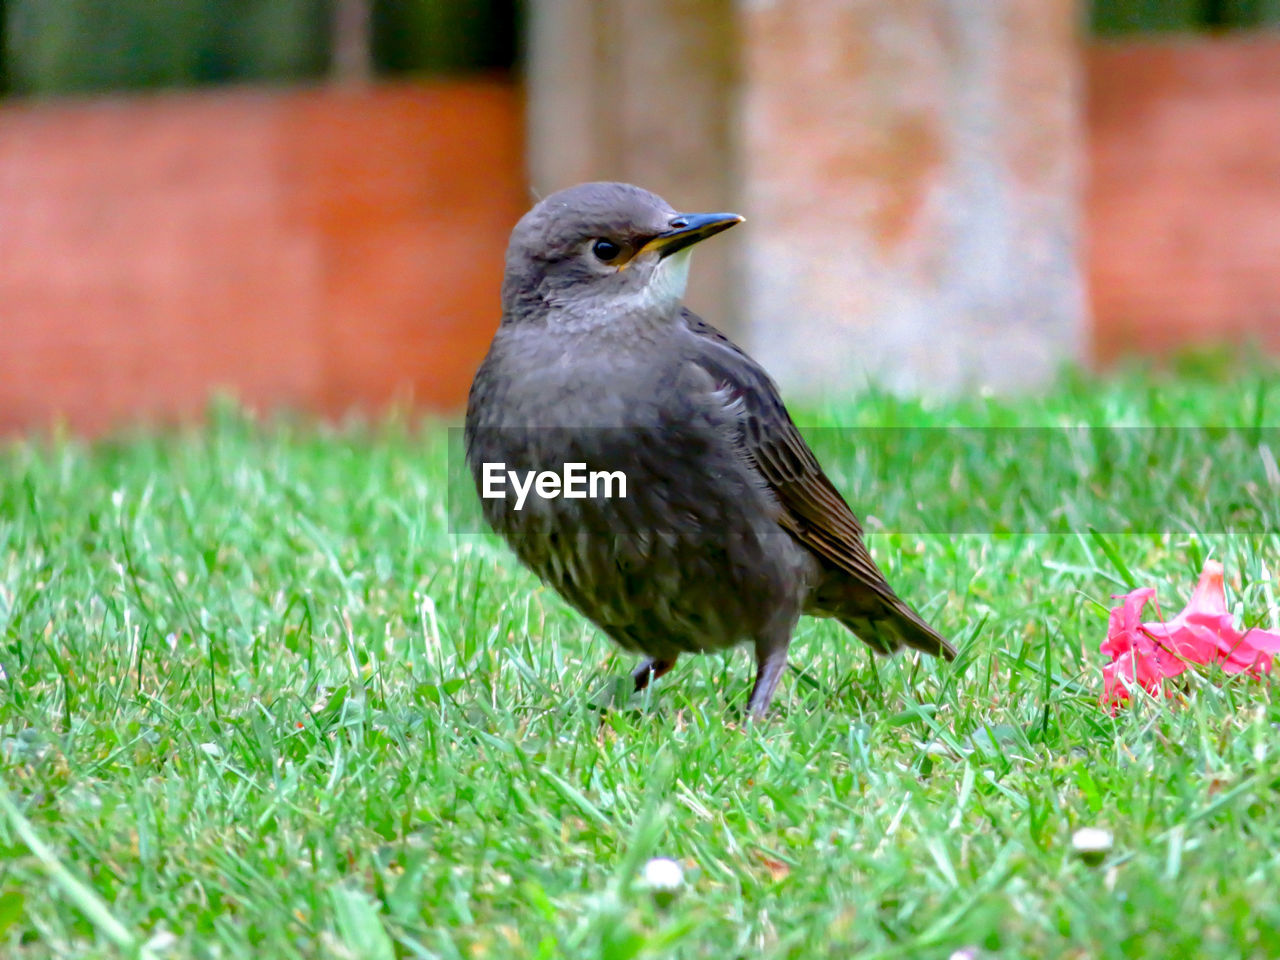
[3,364,1279,959]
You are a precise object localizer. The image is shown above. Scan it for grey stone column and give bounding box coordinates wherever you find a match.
[526,0,1086,394]
[525,0,740,332]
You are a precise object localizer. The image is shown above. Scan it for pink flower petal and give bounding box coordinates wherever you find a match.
[1244,627,1280,655]
[1220,627,1280,675]
[1156,616,1230,664]
[1102,587,1156,654]
[1099,560,1279,709]
[1173,560,1229,623]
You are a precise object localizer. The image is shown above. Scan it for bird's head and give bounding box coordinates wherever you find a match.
[501,181,743,324]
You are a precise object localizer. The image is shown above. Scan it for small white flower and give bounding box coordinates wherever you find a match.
[1072,827,1114,865]
[144,928,178,953]
[640,857,684,907]
[642,857,683,889]
[949,949,980,960]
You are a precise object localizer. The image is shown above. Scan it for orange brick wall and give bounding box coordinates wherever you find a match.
[0,81,525,435]
[1088,36,1280,363]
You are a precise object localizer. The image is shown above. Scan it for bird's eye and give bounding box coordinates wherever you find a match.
[592,239,622,263]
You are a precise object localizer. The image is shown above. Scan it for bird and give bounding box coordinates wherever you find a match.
[464,181,955,716]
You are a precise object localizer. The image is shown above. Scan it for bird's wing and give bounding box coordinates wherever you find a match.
[681,310,898,601]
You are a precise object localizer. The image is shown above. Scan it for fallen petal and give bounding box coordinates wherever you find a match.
[1099,560,1280,708]
[1175,560,1228,622]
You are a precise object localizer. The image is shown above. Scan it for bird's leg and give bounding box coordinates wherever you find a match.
[591,656,677,711]
[632,656,677,692]
[746,630,792,718]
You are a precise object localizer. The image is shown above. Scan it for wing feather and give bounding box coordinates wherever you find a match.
[682,310,897,599]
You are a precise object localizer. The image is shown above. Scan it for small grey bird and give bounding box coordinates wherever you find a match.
[465,182,955,716]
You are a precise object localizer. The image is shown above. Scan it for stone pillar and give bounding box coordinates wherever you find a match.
[527,0,1086,394]
[525,0,740,332]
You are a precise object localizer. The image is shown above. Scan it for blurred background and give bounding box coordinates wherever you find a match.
[2,0,1278,434]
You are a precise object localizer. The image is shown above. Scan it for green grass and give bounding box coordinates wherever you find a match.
[3,365,1280,959]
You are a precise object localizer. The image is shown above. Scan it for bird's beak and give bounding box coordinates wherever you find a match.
[638,212,745,260]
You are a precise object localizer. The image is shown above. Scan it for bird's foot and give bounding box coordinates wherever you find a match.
[632,656,677,692]
[588,656,678,712]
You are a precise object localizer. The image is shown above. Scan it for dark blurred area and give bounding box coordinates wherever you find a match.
[0,0,520,97]
[1092,0,1280,35]
[9,0,1278,101]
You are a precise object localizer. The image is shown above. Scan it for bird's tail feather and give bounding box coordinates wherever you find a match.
[839,595,956,661]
